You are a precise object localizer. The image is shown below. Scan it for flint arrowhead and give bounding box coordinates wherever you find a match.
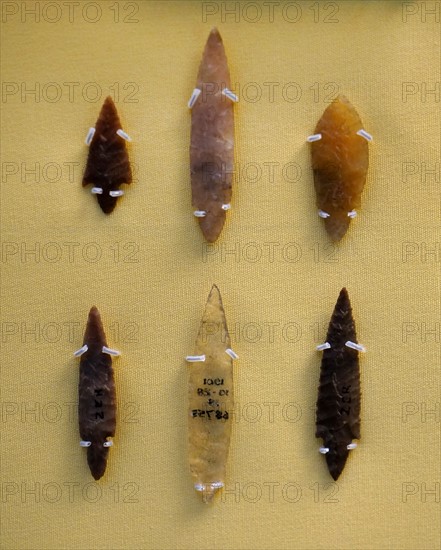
[311,95,369,241]
[190,29,235,242]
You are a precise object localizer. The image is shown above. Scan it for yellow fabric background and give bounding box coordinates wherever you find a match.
[1,1,440,549]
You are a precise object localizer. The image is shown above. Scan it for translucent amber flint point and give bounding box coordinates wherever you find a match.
[188,287,233,502]
[311,96,369,241]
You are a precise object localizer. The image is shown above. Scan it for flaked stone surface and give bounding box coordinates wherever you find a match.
[190,28,234,243]
[316,288,361,480]
[311,95,369,241]
[83,96,132,214]
[188,285,234,503]
[78,306,116,480]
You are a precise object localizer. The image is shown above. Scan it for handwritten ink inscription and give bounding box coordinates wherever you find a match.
[192,378,230,421]
[191,409,229,420]
[339,385,351,416]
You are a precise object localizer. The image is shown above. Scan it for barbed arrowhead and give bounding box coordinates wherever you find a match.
[83,96,132,214]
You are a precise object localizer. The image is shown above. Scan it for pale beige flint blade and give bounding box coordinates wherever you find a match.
[187,284,235,503]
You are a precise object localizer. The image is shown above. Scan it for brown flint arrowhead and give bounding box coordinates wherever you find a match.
[310,95,369,241]
[190,28,235,242]
[83,96,132,214]
[78,307,117,480]
[316,288,362,480]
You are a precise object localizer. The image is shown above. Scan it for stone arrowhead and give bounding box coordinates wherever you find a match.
[187,285,235,502]
[78,307,116,480]
[190,28,235,242]
[316,288,361,480]
[311,95,369,241]
[83,96,132,214]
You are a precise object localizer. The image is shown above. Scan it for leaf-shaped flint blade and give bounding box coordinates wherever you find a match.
[78,306,117,480]
[310,95,369,241]
[83,96,132,214]
[187,285,234,503]
[316,288,361,480]
[190,28,235,242]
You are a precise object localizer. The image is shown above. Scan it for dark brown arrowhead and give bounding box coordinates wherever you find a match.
[190,28,234,242]
[316,288,361,480]
[78,307,116,480]
[82,96,132,214]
